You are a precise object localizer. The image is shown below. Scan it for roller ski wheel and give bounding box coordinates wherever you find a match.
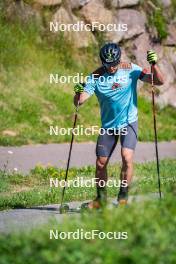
[59,203,70,214]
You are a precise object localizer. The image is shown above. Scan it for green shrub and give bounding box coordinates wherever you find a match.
[0,196,176,264]
[154,9,168,40]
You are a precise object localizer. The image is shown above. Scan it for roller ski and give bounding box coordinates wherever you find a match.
[59,203,82,214]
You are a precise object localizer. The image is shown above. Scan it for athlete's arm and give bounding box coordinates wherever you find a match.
[139,50,165,85]
[139,64,165,86]
[74,92,90,106]
[73,67,102,106]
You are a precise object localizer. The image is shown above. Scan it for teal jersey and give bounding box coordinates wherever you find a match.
[84,63,142,129]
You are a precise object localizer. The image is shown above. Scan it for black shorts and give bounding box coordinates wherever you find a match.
[96,121,138,157]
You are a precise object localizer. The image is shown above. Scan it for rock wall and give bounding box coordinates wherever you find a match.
[2,0,176,107]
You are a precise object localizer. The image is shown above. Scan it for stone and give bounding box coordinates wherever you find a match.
[111,0,118,7]
[164,23,176,46]
[151,44,164,61]
[6,0,41,24]
[40,116,53,124]
[110,9,146,43]
[81,4,146,43]
[35,0,62,5]
[132,33,150,68]
[158,58,176,93]
[52,7,96,48]
[2,130,17,137]
[69,0,90,9]
[80,0,114,25]
[157,86,176,108]
[165,47,176,72]
[80,0,117,42]
[112,0,140,8]
[150,55,176,108]
[121,49,130,62]
[153,47,176,107]
[161,0,171,7]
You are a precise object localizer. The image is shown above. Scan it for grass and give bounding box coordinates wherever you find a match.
[0,159,175,263]
[0,159,175,210]
[147,0,176,40]
[0,189,176,263]
[149,7,168,41]
[0,17,176,145]
[138,96,176,141]
[146,0,174,41]
[0,158,175,263]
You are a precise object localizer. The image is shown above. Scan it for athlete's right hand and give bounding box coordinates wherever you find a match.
[74,83,84,94]
[147,50,157,65]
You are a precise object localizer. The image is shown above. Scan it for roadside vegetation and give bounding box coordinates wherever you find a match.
[0,196,175,263]
[0,16,176,146]
[0,158,175,263]
[0,159,175,210]
[0,167,176,263]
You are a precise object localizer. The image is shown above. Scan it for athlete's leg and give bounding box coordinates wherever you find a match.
[120,147,134,187]
[118,121,138,203]
[83,131,118,209]
[96,156,108,188]
[95,131,118,197]
[95,156,109,204]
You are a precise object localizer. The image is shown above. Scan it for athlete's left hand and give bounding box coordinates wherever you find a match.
[147,50,158,65]
[74,83,84,94]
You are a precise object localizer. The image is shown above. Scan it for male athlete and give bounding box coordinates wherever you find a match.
[74,43,164,208]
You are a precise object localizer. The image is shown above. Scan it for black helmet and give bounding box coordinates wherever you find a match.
[100,43,121,67]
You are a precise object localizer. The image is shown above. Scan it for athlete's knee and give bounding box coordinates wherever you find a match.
[121,148,134,168]
[96,157,108,171]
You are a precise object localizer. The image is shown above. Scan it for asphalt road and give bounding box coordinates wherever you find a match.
[0,194,160,234]
[0,141,175,174]
[0,142,174,234]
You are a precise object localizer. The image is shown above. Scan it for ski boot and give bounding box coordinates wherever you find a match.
[81,187,107,211]
[117,187,128,206]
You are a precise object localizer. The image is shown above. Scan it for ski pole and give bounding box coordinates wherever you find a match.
[151,64,162,199]
[60,94,80,209]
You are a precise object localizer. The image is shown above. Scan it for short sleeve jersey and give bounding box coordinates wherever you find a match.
[84,63,142,129]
